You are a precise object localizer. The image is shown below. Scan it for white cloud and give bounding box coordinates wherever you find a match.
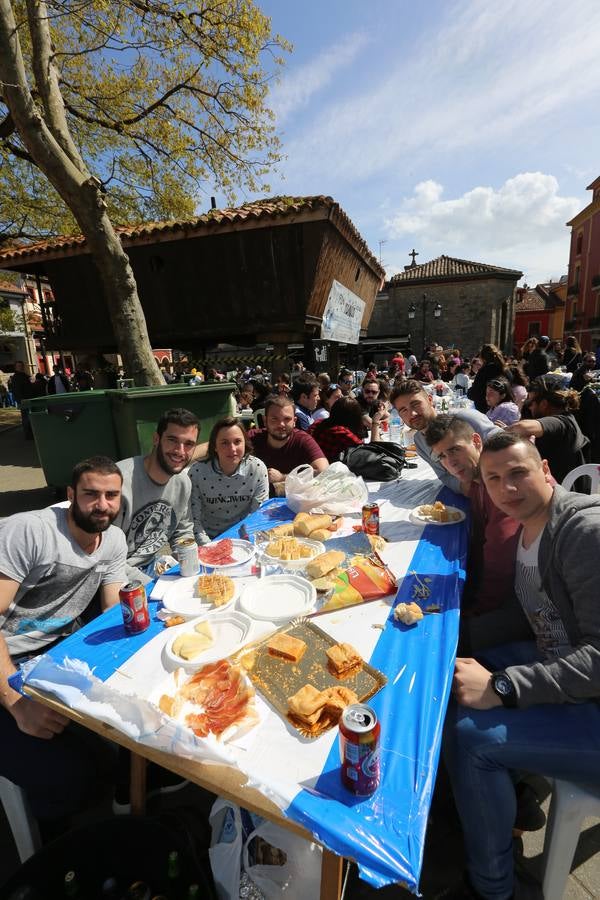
[279,0,600,184]
[384,173,581,285]
[269,31,370,124]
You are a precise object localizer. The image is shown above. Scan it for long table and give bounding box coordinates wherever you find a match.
[15,459,469,896]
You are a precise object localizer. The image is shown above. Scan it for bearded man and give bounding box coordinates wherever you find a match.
[0,456,126,834]
[117,407,198,581]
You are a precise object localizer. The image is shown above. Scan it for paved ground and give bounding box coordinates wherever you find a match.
[0,421,598,897]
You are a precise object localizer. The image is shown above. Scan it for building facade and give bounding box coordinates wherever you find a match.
[513,279,566,350]
[565,176,600,351]
[367,255,522,359]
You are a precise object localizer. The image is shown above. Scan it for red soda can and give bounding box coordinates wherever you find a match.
[339,704,381,795]
[119,580,150,635]
[362,502,380,535]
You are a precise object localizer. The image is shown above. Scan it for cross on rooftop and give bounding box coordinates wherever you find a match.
[409,248,419,266]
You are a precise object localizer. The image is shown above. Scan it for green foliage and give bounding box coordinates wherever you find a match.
[0,305,18,332]
[0,0,290,239]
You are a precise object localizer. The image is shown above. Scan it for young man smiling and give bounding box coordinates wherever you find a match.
[440,432,600,900]
[424,415,520,616]
[117,407,198,581]
[0,456,126,832]
[391,380,498,492]
[248,395,328,492]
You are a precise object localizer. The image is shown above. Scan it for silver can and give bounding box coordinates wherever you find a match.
[174,537,198,577]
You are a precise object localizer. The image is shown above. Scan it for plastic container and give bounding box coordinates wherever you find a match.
[108,383,235,458]
[23,391,119,489]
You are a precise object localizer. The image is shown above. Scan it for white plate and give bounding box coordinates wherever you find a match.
[409,505,466,526]
[164,611,252,669]
[197,538,255,570]
[256,538,325,571]
[162,575,239,618]
[239,575,317,621]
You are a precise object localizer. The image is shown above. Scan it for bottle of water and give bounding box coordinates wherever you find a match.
[389,407,403,443]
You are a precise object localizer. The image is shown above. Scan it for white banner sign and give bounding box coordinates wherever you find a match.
[321,280,365,344]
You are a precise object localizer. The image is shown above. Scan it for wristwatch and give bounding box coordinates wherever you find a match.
[491,671,517,708]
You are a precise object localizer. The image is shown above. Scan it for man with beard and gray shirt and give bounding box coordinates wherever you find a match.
[116,407,198,581]
[0,456,127,834]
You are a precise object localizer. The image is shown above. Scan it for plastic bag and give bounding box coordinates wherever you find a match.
[243,819,322,900]
[209,799,322,900]
[285,461,368,514]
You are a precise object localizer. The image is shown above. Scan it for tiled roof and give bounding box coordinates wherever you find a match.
[0,195,385,277]
[389,254,522,284]
[0,279,25,294]
[517,285,565,312]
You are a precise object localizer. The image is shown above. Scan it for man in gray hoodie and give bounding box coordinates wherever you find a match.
[440,432,600,900]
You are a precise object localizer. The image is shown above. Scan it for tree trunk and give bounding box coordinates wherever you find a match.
[67,186,163,386]
[0,0,163,386]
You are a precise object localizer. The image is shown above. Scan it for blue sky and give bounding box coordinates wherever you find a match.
[251,0,600,286]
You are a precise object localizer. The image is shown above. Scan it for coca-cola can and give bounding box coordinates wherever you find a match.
[362,502,380,536]
[339,703,381,796]
[119,580,150,635]
[174,537,199,577]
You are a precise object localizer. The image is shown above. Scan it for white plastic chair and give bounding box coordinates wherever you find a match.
[541,779,600,900]
[0,776,41,863]
[561,463,600,493]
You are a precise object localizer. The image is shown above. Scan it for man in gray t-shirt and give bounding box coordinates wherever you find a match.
[0,456,127,824]
[116,407,199,581]
[391,380,499,493]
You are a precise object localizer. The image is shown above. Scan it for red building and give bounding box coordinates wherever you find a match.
[565,177,600,351]
[513,280,566,350]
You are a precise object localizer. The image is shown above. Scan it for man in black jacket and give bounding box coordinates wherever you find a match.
[523,335,550,379]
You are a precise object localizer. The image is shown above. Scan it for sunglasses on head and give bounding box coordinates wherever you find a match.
[487,380,506,391]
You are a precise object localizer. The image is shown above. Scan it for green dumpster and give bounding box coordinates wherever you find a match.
[24,390,119,489]
[108,382,236,458]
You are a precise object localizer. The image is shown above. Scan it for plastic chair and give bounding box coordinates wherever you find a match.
[541,779,600,900]
[561,463,600,492]
[0,776,41,863]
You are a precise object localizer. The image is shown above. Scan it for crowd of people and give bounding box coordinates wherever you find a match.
[1,339,600,898]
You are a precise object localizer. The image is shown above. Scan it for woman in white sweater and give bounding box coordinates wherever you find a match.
[188,417,269,543]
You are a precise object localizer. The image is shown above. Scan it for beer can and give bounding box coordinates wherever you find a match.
[339,704,381,796]
[362,502,380,535]
[174,537,199,577]
[119,580,150,635]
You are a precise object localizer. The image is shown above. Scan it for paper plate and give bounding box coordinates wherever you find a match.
[256,538,325,571]
[197,538,255,570]
[239,575,317,622]
[164,611,253,669]
[162,575,239,618]
[409,505,466,526]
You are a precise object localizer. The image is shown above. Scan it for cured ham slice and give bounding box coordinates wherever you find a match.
[159,658,256,740]
[198,539,235,566]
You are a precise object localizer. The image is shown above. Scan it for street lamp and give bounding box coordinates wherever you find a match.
[408,294,442,354]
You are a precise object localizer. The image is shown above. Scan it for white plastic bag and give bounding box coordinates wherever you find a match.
[285,461,368,514]
[209,798,244,900]
[243,819,322,900]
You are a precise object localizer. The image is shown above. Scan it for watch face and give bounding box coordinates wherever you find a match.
[494,674,513,696]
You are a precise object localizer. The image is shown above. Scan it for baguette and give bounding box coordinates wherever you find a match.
[294,513,333,537]
[306,550,346,579]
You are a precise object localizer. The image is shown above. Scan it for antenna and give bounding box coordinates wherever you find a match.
[378,239,387,266]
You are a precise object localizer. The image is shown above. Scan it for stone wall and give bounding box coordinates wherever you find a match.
[368,277,518,358]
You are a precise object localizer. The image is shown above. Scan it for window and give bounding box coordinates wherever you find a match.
[574,265,580,289]
[572,300,578,319]
[576,232,583,255]
[528,321,541,338]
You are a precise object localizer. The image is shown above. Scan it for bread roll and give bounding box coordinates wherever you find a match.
[294,513,333,537]
[309,528,331,542]
[306,550,346,579]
